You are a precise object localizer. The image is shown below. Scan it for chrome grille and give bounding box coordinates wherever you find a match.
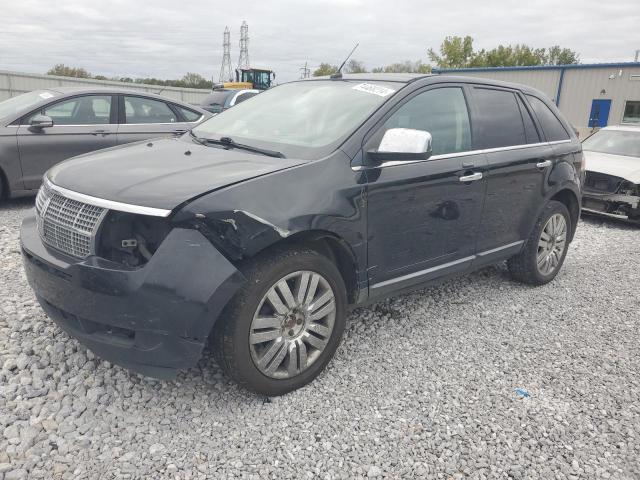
[35,180,106,258]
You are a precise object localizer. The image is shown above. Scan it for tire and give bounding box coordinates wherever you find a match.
[212,247,347,396]
[507,200,571,285]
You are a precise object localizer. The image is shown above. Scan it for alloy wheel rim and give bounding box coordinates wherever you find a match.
[537,213,567,276]
[249,270,336,379]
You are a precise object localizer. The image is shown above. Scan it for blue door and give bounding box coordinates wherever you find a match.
[588,99,612,128]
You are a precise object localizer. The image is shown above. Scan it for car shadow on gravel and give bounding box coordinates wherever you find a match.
[1,196,34,212]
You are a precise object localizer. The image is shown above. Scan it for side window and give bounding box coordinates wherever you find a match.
[176,106,202,122]
[473,88,526,148]
[526,95,570,142]
[234,92,258,105]
[124,96,178,124]
[381,87,471,156]
[516,95,540,144]
[28,95,112,125]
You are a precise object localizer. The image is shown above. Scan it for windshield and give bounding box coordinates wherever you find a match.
[201,91,233,107]
[0,90,61,121]
[582,129,640,158]
[192,80,399,159]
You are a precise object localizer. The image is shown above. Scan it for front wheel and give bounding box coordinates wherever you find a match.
[507,200,572,285]
[213,247,347,396]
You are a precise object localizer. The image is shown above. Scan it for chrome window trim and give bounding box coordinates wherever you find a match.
[11,123,118,128]
[44,178,172,217]
[352,139,572,171]
[370,240,524,290]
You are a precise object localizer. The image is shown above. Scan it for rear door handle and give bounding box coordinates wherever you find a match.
[536,160,552,169]
[459,172,483,183]
[172,129,188,135]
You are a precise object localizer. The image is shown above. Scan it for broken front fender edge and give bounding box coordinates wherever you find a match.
[21,212,246,378]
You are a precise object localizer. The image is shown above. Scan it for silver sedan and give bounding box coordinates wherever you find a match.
[0,87,211,200]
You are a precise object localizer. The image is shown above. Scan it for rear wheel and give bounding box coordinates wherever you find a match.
[213,247,347,396]
[508,200,571,285]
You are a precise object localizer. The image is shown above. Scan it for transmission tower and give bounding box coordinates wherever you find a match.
[300,62,311,79]
[219,26,233,82]
[238,21,250,70]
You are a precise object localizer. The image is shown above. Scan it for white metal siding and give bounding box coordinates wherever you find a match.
[0,70,211,104]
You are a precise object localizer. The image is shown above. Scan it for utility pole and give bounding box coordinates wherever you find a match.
[238,21,250,70]
[635,49,640,62]
[218,26,233,83]
[299,62,311,79]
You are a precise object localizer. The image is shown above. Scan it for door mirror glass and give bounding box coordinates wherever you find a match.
[369,128,432,163]
[29,114,54,129]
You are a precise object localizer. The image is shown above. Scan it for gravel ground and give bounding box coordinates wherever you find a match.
[1,197,639,480]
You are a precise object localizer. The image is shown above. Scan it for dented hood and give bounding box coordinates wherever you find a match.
[47,137,305,210]
[584,150,640,184]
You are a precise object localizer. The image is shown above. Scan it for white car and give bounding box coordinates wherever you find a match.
[582,125,640,223]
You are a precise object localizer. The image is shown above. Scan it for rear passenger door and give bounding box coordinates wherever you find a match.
[116,95,195,145]
[470,86,553,257]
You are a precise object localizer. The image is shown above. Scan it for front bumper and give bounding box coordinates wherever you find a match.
[582,190,640,223]
[21,211,245,379]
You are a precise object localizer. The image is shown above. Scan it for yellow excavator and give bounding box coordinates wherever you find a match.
[216,68,275,90]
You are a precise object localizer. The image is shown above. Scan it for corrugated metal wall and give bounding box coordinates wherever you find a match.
[437,65,640,137]
[0,70,211,104]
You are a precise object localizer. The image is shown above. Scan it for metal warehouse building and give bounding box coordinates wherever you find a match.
[434,62,640,138]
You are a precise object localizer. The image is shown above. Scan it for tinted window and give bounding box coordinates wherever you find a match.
[382,87,471,156]
[176,106,202,122]
[473,88,526,148]
[29,95,112,125]
[526,95,569,142]
[516,95,540,144]
[124,96,177,124]
[234,92,258,105]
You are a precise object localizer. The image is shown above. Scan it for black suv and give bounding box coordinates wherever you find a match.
[21,74,583,395]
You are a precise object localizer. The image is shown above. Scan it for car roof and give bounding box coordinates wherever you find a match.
[600,125,640,132]
[301,73,548,94]
[50,87,207,109]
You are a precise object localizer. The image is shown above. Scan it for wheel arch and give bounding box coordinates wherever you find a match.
[0,165,8,199]
[549,188,580,242]
[251,230,361,305]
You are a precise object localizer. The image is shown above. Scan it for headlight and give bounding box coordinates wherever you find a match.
[97,212,171,267]
[619,181,640,196]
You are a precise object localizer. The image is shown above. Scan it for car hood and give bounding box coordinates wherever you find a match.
[584,150,640,184]
[47,137,305,211]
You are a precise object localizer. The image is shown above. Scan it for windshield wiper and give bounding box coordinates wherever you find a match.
[202,136,286,158]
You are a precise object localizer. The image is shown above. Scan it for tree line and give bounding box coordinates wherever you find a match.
[46,64,213,89]
[45,35,580,85]
[312,36,579,76]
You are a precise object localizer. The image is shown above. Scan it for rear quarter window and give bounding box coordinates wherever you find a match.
[526,95,570,142]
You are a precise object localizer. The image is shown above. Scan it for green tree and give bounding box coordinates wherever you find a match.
[313,63,338,77]
[345,59,367,73]
[180,72,212,88]
[46,64,91,78]
[372,60,431,73]
[427,36,475,69]
[428,36,580,68]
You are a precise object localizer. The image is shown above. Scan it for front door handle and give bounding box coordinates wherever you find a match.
[459,172,483,183]
[172,129,188,135]
[90,129,110,136]
[536,160,552,169]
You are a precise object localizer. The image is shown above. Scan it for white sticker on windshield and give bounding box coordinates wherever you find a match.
[352,83,395,97]
[39,92,54,99]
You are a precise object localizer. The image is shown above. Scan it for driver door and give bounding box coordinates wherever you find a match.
[364,86,488,297]
[17,95,117,189]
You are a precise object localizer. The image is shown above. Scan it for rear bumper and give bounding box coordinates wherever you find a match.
[21,211,245,379]
[582,190,640,223]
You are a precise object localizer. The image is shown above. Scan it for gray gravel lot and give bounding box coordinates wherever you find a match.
[1,198,639,479]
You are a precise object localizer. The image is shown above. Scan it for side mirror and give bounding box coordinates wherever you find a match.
[30,115,54,129]
[368,128,433,164]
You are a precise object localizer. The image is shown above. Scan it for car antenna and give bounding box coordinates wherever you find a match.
[330,43,359,79]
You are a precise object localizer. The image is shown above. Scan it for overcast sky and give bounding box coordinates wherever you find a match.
[2,0,639,83]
